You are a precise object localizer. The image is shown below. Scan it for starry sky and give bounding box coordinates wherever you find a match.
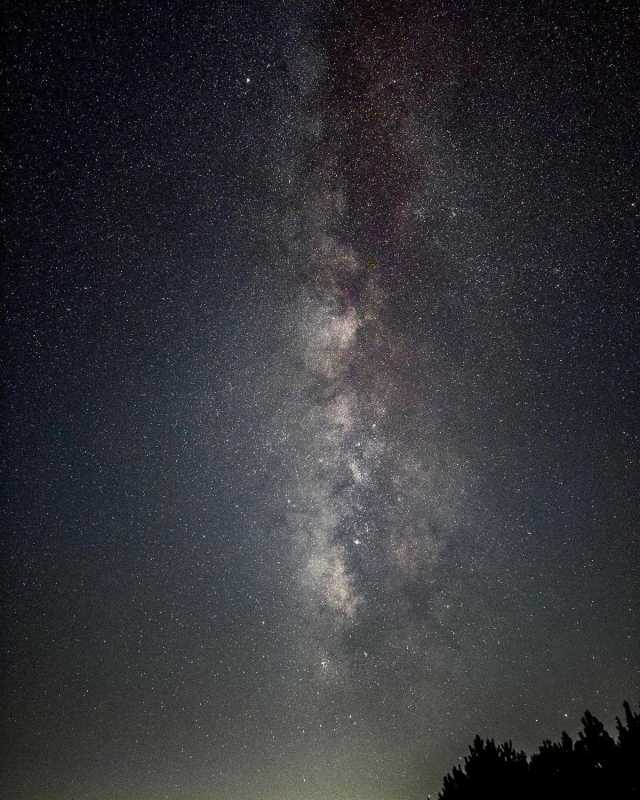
[3,2,639,799]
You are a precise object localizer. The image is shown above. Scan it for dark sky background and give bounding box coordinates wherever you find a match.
[3,2,639,799]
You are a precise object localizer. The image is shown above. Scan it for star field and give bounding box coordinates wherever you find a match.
[3,2,639,799]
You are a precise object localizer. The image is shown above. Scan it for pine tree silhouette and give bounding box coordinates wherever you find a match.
[437,701,640,800]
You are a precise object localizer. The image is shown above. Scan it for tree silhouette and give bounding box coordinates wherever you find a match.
[438,701,640,799]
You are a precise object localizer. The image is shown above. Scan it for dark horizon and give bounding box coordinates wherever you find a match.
[3,2,639,798]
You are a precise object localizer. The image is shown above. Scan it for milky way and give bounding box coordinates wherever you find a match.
[257,26,483,693]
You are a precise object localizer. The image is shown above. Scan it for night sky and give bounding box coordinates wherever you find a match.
[3,2,640,799]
